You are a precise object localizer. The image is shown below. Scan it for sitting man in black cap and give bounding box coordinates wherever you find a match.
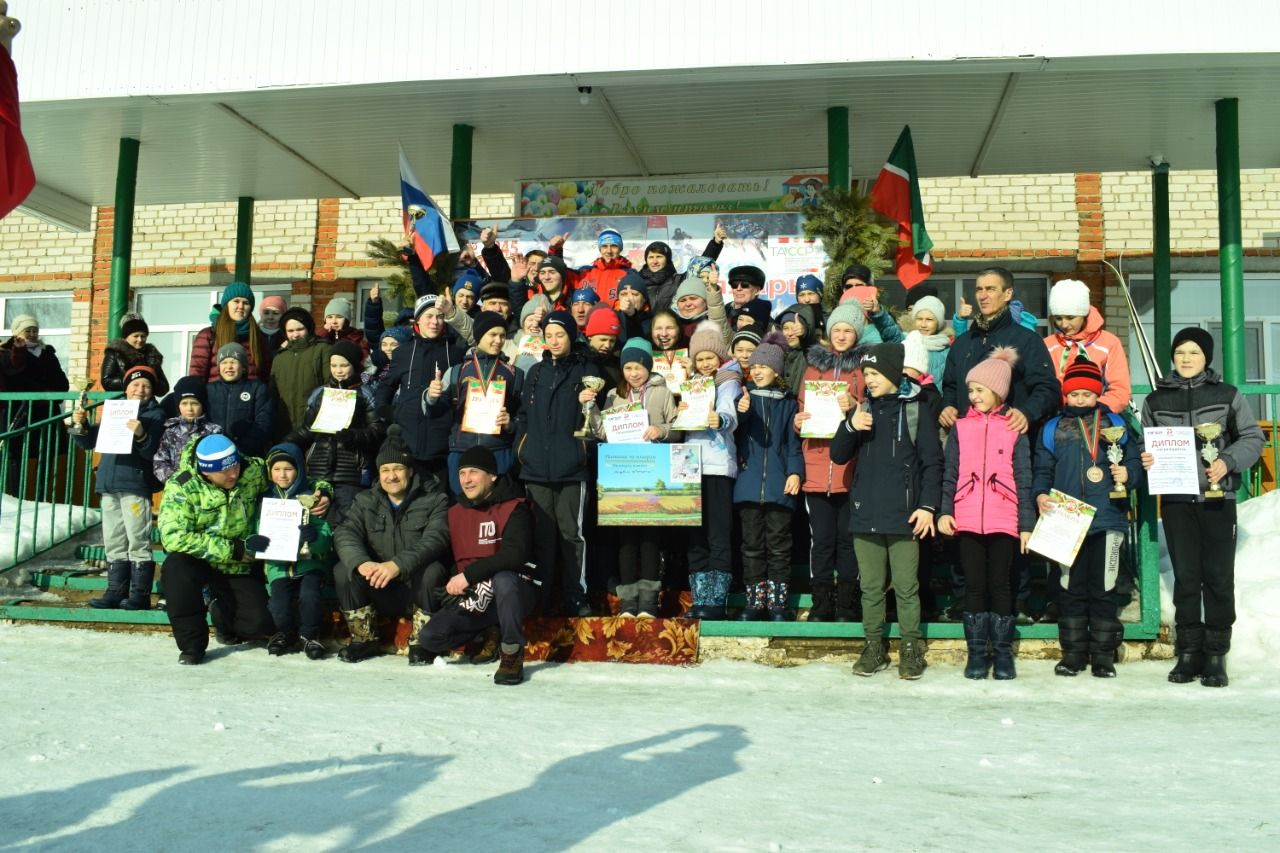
[332,425,451,663]
[724,265,773,331]
[410,446,538,685]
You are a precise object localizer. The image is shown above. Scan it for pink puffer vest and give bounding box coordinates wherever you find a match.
[952,408,1020,537]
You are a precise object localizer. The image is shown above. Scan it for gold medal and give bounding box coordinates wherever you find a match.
[1086,465,1105,483]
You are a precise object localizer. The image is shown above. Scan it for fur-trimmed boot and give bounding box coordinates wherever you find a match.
[88,560,131,609]
[338,606,381,663]
[1168,624,1206,684]
[407,608,434,665]
[961,612,991,680]
[119,561,156,610]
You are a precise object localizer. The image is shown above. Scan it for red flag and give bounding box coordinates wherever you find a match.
[869,126,933,289]
[0,46,35,220]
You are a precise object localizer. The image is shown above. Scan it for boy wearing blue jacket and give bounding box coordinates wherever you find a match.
[733,332,804,621]
[831,343,942,680]
[1034,354,1143,678]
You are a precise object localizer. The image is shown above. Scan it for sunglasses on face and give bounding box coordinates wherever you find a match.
[729,282,752,289]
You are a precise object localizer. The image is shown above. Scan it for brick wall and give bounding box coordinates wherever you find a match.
[0,210,94,282]
[920,173,1078,257]
[1103,169,1280,253]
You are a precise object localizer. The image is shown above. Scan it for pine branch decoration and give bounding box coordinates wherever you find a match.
[802,186,898,310]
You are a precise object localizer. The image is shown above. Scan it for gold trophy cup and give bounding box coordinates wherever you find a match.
[574,376,607,437]
[1100,425,1129,500]
[1194,422,1225,500]
[296,495,317,559]
[69,377,94,435]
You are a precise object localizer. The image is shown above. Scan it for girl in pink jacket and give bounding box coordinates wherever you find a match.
[1044,279,1131,413]
[937,347,1036,682]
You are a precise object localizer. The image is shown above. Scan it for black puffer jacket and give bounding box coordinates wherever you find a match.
[71,397,165,495]
[374,328,467,463]
[333,476,451,575]
[941,307,1060,424]
[514,347,601,483]
[285,380,384,488]
[205,378,274,457]
[0,338,69,429]
[100,339,170,398]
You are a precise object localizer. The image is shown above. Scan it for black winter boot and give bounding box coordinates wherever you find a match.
[990,614,1017,680]
[808,580,835,622]
[303,638,327,660]
[1168,624,1206,684]
[737,582,768,621]
[834,580,862,623]
[120,561,156,610]
[1089,616,1124,678]
[961,612,991,680]
[767,581,795,622]
[1055,617,1089,676]
[267,632,298,656]
[494,644,525,685]
[88,560,131,609]
[1200,628,1231,688]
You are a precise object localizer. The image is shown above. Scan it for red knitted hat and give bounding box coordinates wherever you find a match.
[583,307,621,339]
[1061,353,1104,397]
[965,346,1019,402]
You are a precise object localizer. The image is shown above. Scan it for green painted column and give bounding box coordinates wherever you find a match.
[108,138,140,338]
[235,196,254,283]
[450,124,474,220]
[827,107,849,191]
[1215,98,1245,385]
[1152,162,1171,367]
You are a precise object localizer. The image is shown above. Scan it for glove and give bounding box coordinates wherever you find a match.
[245,534,271,553]
[375,405,394,424]
[298,524,319,544]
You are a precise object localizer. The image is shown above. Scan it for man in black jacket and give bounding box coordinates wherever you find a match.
[410,446,537,684]
[332,426,451,663]
[940,267,1060,434]
[514,310,601,616]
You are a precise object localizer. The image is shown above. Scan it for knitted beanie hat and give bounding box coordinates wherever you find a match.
[620,343,654,372]
[909,295,947,327]
[1171,326,1214,366]
[216,342,248,368]
[571,287,600,306]
[376,425,413,470]
[902,331,929,375]
[196,434,240,473]
[672,275,706,307]
[965,346,1020,402]
[731,326,763,349]
[220,281,255,310]
[1061,353,1104,397]
[795,274,824,296]
[472,311,508,343]
[120,313,150,338]
[122,365,157,389]
[1048,279,1091,318]
[323,297,353,322]
[281,306,316,336]
[861,343,905,389]
[520,294,553,325]
[584,307,621,338]
[689,320,728,363]
[824,301,866,339]
[747,331,787,377]
[458,445,499,476]
[259,295,287,315]
[172,375,208,409]
[330,339,363,370]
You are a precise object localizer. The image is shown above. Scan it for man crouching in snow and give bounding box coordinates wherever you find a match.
[159,434,307,665]
[408,446,538,685]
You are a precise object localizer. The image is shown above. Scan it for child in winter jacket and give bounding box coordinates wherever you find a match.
[254,443,335,660]
[793,302,866,622]
[1140,328,1262,688]
[936,347,1035,681]
[590,340,680,616]
[154,376,224,482]
[831,343,942,680]
[70,365,165,612]
[1043,278,1131,414]
[906,295,952,384]
[733,332,804,621]
[285,340,383,524]
[680,322,742,620]
[100,313,170,398]
[206,343,274,457]
[1034,354,1144,679]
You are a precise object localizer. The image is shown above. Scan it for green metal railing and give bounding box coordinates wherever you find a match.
[0,391,121,570]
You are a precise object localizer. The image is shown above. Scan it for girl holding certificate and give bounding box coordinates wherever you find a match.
[590,341,680,616]
[1139,327,1263,688]
[425,312,523,496]
[792,302,867,623]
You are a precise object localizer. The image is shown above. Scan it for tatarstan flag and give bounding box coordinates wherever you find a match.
[869,126,933,288]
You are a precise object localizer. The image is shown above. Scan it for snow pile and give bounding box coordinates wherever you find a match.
[1231,489,1280,668]
[1,625,1278,851]
[0,495,101,571]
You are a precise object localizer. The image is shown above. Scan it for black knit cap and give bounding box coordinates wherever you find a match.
[375,425,413,470]
[842,263,873,285]
[172,375,208,409]
[1171,326,1214,366]
[120,313,149,338]
[457,445,498,476]
[861,343,905,389]
[472,311,508,343]
[330,339,362,370]
[281,306,316,336]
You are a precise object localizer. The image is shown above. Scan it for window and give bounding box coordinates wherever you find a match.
[876,274,1051,332]
[2,294,73,374]
[355,280,401,328]
[132,285,291,383]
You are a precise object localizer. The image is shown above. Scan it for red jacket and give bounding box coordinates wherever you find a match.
[189,326,272,383]
[578,256,633,305]
[795,345,864,494]
[1044,306,1131,413]
[320,325,370,363]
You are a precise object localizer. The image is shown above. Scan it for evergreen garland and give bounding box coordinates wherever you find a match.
[801,186,898,310]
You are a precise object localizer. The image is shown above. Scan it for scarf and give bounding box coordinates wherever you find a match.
[919,332,949,352]
[973,305,1008,332]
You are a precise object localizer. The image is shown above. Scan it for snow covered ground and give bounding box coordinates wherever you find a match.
[1,625,1277,852]
[0,496,100,571]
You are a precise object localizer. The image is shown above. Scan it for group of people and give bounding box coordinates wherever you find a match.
[63,226,1261,688]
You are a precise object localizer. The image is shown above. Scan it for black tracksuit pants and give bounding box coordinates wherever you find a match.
[161,552,274,654]
[1058,530,1125,620]
[957,532,1017,615]
[418,571,538,652]
[1162,501,1238,630]
[688,475,734,575]
[805,492,857,585]
[739,503,793,586]
[268,572,326,640]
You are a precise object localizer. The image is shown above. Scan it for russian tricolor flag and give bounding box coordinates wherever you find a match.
[399,143,459,271]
